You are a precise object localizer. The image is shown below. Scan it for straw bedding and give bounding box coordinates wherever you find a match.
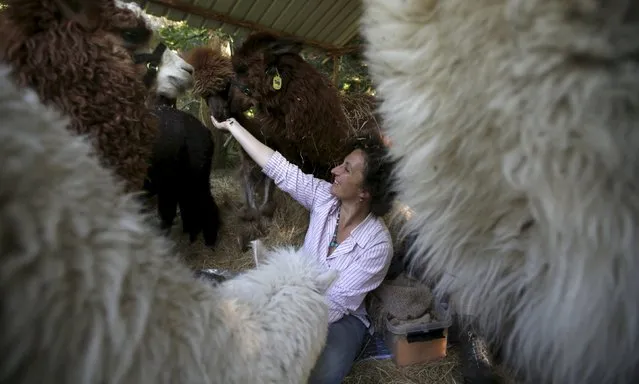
[340,92,382,137]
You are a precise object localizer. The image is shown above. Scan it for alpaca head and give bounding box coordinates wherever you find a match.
[155,48,194,100]
[1,0,159,87]
[0,0,166,192]
[114,0,194,99]
[230,32,303,105]
[251,240,338,296]
[184,45,237,120]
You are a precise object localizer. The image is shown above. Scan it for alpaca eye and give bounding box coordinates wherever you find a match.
[120,27,150,44]
[121,30,137,42]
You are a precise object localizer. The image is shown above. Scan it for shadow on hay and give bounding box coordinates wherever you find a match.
[170,169,310,271]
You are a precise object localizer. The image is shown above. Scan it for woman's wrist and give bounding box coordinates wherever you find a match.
[221,117,274,168]
[226,120,240,135]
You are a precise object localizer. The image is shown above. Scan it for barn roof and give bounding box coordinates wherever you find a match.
[133,0,363,55]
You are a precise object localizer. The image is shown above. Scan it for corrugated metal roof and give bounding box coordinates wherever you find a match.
[133,0,362,54]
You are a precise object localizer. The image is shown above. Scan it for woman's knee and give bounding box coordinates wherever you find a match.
[309,351,352,383]
[308,316,367,384]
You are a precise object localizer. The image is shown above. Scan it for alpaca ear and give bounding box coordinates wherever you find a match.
[264,38,303,64]
[315,269,339,293]
[250,239,268,267]
[52,0,100,29]
[268,38,304,56]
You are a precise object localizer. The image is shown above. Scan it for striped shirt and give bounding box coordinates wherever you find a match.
[263,151,394,330]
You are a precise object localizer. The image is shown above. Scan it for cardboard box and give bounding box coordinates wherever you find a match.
[385,326,448,367]
[383,300,452,367]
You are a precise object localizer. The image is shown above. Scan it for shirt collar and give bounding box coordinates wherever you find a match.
[329,201,374,248]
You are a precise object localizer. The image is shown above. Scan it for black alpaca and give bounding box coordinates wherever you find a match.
[145,95,221,248]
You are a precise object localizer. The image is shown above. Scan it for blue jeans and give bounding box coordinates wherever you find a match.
[308,315,368,384]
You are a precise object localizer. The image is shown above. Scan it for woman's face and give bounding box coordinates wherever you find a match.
[330,149,367,201]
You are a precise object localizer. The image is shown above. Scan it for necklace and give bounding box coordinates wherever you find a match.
[328,209,341,253]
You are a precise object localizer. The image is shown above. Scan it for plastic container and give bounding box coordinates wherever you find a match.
[384,299,453,367]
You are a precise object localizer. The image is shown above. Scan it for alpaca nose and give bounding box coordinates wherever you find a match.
[183,65,194,75]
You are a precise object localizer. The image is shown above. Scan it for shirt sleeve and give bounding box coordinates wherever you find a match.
[326,241,393,323]
[262,151,333,211]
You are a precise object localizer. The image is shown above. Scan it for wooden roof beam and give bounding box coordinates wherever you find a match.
[145,0,362,55]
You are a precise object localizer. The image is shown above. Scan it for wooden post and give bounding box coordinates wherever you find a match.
[332,55,340,86]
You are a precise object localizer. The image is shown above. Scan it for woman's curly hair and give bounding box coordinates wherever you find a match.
[348,134,397,217]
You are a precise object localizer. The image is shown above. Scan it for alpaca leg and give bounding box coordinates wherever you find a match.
[178,191,192,235]
[157,190,178,237]
[178,175,207,245]
[239,165,260,221]
[200,183,221,248]
[258,176,276,218]
[179,192,198,241]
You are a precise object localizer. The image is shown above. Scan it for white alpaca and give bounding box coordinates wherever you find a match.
[216,242,337,383]
[115,0,194,99]
[155,47,194,100]
[0,63,336,383]
[361,0,639,383]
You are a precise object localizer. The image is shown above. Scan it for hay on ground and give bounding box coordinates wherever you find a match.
[345,348,462,384]
[168,168,309,271]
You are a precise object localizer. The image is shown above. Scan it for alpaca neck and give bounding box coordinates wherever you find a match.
[155,95,177,108]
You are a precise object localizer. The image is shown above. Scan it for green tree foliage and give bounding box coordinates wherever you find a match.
[301,36,374,95]
[160,24,210,52]
[159,22,233,54]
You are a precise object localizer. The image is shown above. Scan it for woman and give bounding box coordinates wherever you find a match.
[211,114,396,384]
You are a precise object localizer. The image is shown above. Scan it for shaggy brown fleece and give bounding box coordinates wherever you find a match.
[184,46,235,99]
[231,32,352,180]
[183,46,236,120]
[0,0,159,193]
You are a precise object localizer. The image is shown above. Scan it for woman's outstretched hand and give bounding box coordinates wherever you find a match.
[210,115,238,132]
[210,113,274,168]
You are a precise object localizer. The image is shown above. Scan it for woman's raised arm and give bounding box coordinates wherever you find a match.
[211,115,274,168]
[211,115,333,211]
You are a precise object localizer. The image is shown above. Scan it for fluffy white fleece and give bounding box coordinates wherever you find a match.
[360,0,639,383]
[0,63,336,384]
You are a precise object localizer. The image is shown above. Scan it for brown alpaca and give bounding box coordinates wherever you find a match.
[186,32,353,222]
[230,32,352,177]
[186,45,236,119]
[185,46,268,224]
[0,0,159,194]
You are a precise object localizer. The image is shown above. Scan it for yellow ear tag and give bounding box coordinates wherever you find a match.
[272,73,282,90]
